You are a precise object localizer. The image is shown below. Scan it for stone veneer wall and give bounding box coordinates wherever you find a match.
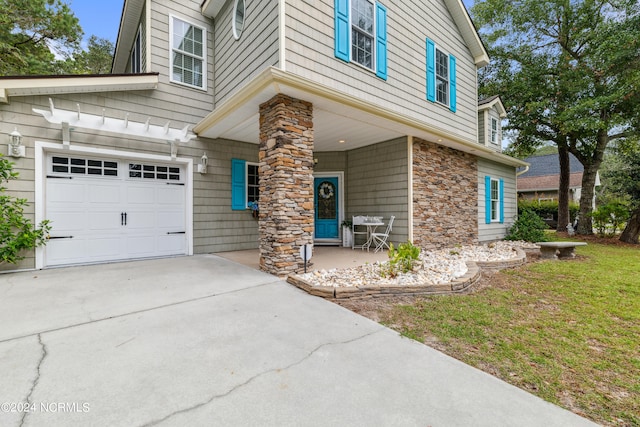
[413,138,478,248]
[258,94,314,276]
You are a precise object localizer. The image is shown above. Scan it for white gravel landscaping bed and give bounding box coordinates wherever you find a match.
[298,241,531,288]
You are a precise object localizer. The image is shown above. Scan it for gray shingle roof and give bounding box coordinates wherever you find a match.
[518,153,584,177]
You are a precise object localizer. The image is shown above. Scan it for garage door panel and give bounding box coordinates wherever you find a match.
[47,181,86,203]
[158,234,187,252]
[88,183,122,203]
[126,185,156,205]
[157,186,185,204]
[47,211,87,233]
[87,237,122,259]
[45,155,187,267]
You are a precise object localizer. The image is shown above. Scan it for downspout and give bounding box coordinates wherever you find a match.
[516,165,529,176]
[407,136,414,243]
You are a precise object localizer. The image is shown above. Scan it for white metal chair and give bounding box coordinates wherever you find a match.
[352,215,368,250]
[370,216,395,253]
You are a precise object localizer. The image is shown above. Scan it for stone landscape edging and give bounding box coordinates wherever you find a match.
[287,246,528,300]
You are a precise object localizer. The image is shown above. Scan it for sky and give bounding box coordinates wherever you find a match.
[70,0,476,47]
[69,0,124,46]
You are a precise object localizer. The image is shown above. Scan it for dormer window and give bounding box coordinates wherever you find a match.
[491,117,498,144]
[170,16,206,90]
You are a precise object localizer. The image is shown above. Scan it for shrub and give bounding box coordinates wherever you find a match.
[380,241,421,278]
[505,208,548,242]
[517,199,579,228]
[589,201,630,237]
[1,155,51,264]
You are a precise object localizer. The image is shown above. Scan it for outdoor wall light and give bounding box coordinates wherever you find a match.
[8,127,25,157]
[198,152,208,174]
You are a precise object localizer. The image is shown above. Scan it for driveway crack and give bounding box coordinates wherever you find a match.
[19,334,48,427]
[139,328,384,426]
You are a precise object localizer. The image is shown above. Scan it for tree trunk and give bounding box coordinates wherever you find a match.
[619,206,640,244]
[571,130,608,235]
[557,144,571,232]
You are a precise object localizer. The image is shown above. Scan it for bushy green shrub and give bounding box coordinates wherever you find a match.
[505,208,548,242]
[589,201,630,237]
[380,241,421,278]
[1,155,51,264]
[517,199,579,227]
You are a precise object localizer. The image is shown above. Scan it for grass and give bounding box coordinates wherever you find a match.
[381,239,640,426]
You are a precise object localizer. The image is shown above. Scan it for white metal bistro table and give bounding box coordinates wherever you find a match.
[361,220,384,251]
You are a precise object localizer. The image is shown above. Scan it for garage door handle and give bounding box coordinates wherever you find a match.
[121,212,128,226]
[167,231,185,235]
[48,235,74,239]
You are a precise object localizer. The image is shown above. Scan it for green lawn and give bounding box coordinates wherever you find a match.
[382,240,640,426]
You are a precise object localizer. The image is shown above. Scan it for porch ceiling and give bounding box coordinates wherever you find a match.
[194,67,528,167]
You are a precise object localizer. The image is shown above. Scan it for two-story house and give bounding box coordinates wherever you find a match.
[0,0,526,276]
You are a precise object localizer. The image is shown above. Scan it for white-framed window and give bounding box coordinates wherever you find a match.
[233,0,245,40]
[246,162,259,206]
[170,15,206,90]
[351,0,375,70]
[435,47,449,106]
[490,178,500,222]
[131,25,142,73]
[490,117,498,144]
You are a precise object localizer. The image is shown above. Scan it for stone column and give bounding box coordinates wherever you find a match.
[258,94,314,277]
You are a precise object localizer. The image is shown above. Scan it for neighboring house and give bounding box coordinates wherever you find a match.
[517,153,600,206]
[0,0,526,276]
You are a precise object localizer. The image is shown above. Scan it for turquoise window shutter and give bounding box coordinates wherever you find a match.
[485,175,491,224]
[375,3,388,80]
[449,54,457,112]
[334,0,350,62]
[499,178,505,223]
[231,158,247,210]
[426,38,435,102]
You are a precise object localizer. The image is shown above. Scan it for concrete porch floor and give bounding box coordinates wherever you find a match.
[217,246,389,272]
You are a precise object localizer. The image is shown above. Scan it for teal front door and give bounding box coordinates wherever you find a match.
[314,177,339,239]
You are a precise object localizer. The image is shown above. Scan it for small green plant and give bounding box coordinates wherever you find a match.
[380,241,421,278]
[1,155,51,264]
[505,208,548,242]
[341,219,353,228]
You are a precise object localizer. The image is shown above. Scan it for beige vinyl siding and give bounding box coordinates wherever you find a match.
[195,140,259,253]
[284,0,478,143]
[478,111,486,145]
[477,158,517,241]
[346,138,409,245]
[149,0,214,111]
[213,0,280,106]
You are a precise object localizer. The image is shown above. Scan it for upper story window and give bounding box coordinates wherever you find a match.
[490,117,498,144]
[351,0,375,70]
[426,38,457,112]
[334,0,387,80]
[435,48,449,105]
[233,0,245,40]
[131,25,142,73]
[170,16,206,90]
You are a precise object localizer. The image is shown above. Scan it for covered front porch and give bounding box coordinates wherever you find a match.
[194,68,496,277]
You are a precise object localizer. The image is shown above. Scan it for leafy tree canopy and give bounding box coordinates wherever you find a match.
[0,0,83,75]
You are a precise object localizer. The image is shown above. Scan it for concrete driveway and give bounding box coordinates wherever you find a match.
[0,255,596,427]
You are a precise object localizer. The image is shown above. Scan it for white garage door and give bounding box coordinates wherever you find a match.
[45,154,187,266]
